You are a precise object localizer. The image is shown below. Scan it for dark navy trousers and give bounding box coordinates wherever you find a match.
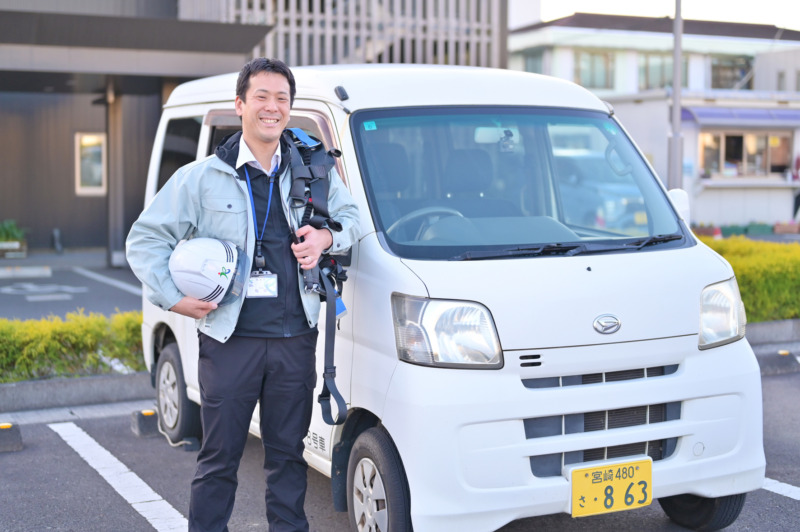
[188,331,318,532]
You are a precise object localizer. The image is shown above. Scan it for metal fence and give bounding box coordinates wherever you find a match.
[180,0,507,68]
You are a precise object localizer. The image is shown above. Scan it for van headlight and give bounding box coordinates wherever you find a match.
[391,294,503,368]
[698,277,746,350]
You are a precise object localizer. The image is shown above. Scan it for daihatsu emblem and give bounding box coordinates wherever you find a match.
[593,314,621,334]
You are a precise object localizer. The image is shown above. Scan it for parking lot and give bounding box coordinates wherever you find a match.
[1,369,799,531]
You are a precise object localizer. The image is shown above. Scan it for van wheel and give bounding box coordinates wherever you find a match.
[156,343,201,444]
[658,493,746,531]
[347,427,412,532]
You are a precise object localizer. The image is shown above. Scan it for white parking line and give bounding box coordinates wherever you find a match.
[0,266,51,279]
[72,266,142,296]
[48,422,187,531]
[25,293,73,302]
[763,477,800,501]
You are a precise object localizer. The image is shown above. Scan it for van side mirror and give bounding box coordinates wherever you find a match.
[668,189,690,224]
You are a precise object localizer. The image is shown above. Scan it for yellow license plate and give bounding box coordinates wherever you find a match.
[571,458,652,518]
[634,211,648,225]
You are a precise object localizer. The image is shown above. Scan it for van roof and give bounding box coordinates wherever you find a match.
[164,64,608,113]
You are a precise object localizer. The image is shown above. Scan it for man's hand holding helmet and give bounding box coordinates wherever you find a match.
[170,297,217,319]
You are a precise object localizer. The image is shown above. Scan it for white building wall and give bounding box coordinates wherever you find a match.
[549,47,574,80]
[754,49,800,91]
[611,97,671,182]
[687,54,707,90]
[615,50,639,94]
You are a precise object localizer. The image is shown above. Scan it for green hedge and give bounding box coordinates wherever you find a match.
[0,310,145,384]
[700,236,800,323]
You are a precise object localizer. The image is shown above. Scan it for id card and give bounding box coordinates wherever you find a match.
[247,270,278,298]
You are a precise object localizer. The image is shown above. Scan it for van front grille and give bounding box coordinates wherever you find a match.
[521,364,679,389]
[525,402,681,478]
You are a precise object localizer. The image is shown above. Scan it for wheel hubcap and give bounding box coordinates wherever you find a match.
[353,457,388,532]
[157,361,179,429]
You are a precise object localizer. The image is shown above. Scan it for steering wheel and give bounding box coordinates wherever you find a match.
[386,206,465,239]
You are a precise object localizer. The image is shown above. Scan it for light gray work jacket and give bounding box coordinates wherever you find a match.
[126,153,360,343]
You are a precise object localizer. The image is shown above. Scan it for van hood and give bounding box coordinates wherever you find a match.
[401,244,732,350]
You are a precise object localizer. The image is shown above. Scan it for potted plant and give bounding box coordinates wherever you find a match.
[0,219,28,259]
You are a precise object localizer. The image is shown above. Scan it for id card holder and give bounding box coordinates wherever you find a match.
[247,270,278,298]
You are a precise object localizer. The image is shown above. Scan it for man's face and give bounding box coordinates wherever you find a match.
[235,71,291,152]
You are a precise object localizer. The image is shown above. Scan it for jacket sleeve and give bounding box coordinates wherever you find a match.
[324,166,361,255]
[125,167,200,311]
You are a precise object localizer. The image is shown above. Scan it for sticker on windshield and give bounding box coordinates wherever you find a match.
[363,121,377,131]
[603,122,618,135]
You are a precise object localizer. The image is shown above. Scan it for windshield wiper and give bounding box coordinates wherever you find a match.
[629,233,684,248]
[564,233,684,256]
[449,234,684,261]
[449,244,583,261]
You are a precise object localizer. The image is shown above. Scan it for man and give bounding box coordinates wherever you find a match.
[126,58,360,532]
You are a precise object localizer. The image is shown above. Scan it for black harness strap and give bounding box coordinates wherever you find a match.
[317,266,347,425]
[284,130,342,232]
[283,128,348,425]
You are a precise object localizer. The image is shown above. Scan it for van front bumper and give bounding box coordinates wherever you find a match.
[381,335,765,532]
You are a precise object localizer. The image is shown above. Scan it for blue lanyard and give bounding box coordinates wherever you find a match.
[244,164,276,268]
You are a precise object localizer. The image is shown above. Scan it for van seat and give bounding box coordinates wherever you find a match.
[442,149,519,217]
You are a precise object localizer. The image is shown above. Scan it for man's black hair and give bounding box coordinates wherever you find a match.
[236,58,296,106]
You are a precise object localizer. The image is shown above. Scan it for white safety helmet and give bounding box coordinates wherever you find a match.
[168,238,247,306]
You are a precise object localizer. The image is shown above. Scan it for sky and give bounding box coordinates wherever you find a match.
[508,0,800,32]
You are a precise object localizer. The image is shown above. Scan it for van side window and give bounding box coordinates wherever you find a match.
[287,117,325,146]
[157,116,202,192]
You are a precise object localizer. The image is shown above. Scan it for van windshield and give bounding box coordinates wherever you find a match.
[352,107,685,260]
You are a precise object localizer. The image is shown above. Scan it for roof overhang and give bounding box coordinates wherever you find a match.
[682,106,800,128]
[0,10,269,53]
[0,10,270,93]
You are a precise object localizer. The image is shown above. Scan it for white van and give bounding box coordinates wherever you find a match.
[139,64,764,531]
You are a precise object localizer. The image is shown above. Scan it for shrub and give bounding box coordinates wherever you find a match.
[0,219,26,241]
[0,310,145,384]
[700,236,800,323]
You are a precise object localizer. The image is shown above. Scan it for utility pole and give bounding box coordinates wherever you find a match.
[668,0,683,190]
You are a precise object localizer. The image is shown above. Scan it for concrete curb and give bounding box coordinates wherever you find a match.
[747,319,800,376]
[746,319,800,345]
[0,372,152,413]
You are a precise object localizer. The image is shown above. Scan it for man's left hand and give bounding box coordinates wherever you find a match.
[292,225,333,270]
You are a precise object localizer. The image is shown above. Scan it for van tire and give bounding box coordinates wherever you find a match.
[658,493,746,531]
[155,343,201,444]
[347,427,412,532]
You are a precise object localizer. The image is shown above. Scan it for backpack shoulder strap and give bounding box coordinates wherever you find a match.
[283,129,343,232]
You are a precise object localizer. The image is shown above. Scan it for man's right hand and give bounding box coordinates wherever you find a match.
[170,296,218,319]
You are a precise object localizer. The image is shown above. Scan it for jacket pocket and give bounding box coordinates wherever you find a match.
[199,197,247,243]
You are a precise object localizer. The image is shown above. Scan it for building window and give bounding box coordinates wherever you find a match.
[638,53,688,90]
[524,50,543,74]
[74,132,107,196]
[699,131,792,178]
[777,71,786,91]
[711,56,752,89]
[575,51,614,89]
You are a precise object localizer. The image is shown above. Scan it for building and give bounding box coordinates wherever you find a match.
[186,0,509,69]
[1,0,508,261]
[508,12,800,227]
[0,0,269,264]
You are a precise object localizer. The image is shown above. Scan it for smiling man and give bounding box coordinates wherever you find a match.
[125,58,360,532]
